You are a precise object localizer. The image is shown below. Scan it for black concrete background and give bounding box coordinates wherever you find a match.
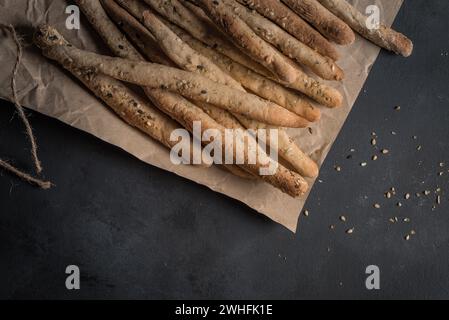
[1,0,448,299]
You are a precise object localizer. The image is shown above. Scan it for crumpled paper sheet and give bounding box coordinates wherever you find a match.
[0,0,404,232]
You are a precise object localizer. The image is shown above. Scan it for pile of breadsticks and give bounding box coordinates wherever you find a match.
[33,0,412,198]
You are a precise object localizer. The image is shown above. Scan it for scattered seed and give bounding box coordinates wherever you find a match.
[360,162,368,167]
[350,148,356,152]
[335,166,341,172]
[372,155,378,161]
[346,228,354,234]
[371,138,377,146]
[405,234,411,241]
[440,162,445,167]
[410,230,416,235]
[303,210,309,217]
[394,106,401,111]
[391,187,396,194]
[417,145,422,151]
[381,149,389,154]
[386,192,392,199]
[340,216,346,222]
[391,131,397,135]
[405,193,411,200]
[403,218,411,222]
[389,218,395,223]
[394,217,399,222]
[437,196,441,205]
[412,135,418,140]
[424,190,431,196]
[397,202,403,207]
[330,225,335,230]
[436,187,442,193]
[374,203,381,209]
[439,172,444,176]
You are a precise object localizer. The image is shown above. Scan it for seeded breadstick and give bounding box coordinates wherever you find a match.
[75,0,143,60]
[317,0,413,57]
[167,4,342,108]
[282,0,355,45]
[195,0,298,83]
[137,0,270,77]
[236,0,339,61]
[224,0,343,81]
[141,10,242,89]
[168,23,320,122]
[101,0,174,66]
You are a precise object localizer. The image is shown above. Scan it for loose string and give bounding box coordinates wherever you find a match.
[0,24,52,189]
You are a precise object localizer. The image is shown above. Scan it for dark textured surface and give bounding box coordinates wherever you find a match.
[1,0,448,299]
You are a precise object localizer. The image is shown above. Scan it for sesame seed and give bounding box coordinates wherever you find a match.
[360,162,367,167]
[340,216,346,222]
[405,234,411,241]
[397,202,403,207]
[346,228,354,234]
[372,155,378,161]
[394,106,401,111]
[303,210,309,217]
[374,203,381,209]
[371,138,377,146]
[405,193,411,200]
[381,149,389,154]
[386,192,392,199]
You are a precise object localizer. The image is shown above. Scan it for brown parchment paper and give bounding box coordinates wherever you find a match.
[0,0,404,232]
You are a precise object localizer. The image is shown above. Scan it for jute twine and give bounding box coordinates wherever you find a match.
[0,24,52,189]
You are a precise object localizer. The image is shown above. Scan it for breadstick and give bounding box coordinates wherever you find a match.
[236,0,339,61]
[137,0,270,77]
[167,4,342,108]
[195,0,298,83]
[282,0,355,45]
[140,10,242,89]
[74,0,142,60]
[168,22,320,122]
[317,0,413,57]
[101,0,173,66]
[237,117,319,178]
[225,0,343,81]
